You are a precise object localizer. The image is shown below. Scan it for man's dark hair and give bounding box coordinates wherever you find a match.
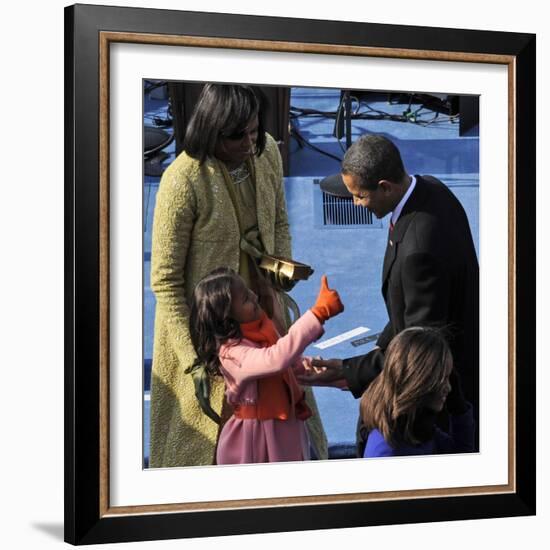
[342,135,407,190]
[183,83,267,165]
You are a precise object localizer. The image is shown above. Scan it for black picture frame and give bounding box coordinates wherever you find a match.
[65,3,536,545]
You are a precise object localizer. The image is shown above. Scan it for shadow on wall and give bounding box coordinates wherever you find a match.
[31,523,64,542]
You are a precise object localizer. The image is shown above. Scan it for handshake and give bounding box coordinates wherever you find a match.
[310,275,344,324]
[300,274,347,388]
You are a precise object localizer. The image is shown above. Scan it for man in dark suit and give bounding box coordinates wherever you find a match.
[303,134,479,449]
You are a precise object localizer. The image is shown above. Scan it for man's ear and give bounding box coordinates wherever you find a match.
[378,179,394,194]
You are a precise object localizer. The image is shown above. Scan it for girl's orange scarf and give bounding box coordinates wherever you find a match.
[238,312,311,421]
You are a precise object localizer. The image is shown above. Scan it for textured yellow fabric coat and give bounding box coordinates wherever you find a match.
[150,134,328,467]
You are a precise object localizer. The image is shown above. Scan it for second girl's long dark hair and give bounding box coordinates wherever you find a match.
[360,327,453,446]
[189,267,242,375]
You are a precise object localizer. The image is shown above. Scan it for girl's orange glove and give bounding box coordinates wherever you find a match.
[310,275,344,323]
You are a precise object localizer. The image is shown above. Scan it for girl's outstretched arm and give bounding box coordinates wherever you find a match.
[220,311,323,385]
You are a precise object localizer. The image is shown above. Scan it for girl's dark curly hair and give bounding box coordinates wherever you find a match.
[189,267,243,375]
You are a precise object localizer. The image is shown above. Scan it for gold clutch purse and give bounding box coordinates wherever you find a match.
[259,255,314,292]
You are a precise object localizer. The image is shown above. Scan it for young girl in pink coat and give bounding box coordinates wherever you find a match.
[189,267,344,465]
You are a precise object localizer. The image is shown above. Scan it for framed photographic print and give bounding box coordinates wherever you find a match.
[65,3,536,545]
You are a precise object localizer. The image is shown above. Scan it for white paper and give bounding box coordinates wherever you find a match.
[314,327,370,349]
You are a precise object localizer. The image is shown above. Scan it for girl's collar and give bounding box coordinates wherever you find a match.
[239,310,268,332]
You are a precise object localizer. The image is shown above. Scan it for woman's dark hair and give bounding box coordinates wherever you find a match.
[342,134,407,190]
[183,84,267,164]
[360,327,453,447]
[189,267,243,375]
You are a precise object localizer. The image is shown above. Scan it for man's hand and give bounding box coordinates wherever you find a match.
[297,358,348,388]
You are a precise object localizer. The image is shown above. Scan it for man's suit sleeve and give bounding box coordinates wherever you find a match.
[343,250,449,398]
[376,321,393,350]
[343,348,385,398]
[401,251,450,327]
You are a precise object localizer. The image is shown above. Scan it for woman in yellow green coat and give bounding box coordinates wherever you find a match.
[149,84,328,467]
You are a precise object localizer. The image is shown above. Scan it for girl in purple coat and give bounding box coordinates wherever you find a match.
[190,267,344,465]
[360,327,475,458]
